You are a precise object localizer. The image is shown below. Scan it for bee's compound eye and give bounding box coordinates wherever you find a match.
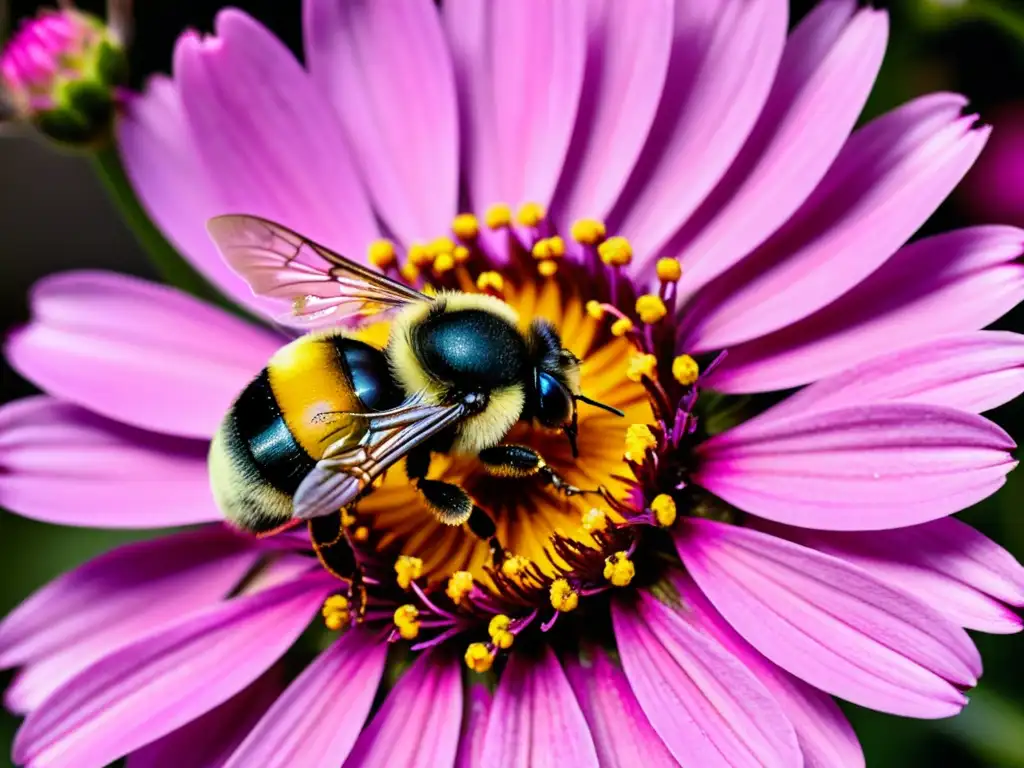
[536,372,573,427]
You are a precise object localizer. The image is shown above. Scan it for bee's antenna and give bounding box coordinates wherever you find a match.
[575,394,625,418]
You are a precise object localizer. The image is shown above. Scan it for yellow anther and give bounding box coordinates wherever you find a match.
[367,239,397,270]
[485,203,512,229]
[447,570,475,604]
[550,578,579,612]
[453,245,471,263]
[465,642,495,673]
[340,509,357,527]
[532,238,553,260]
[433,252,456,275]
[570,218,607,245]
[651,494,677,527]
[407,243,435,267]
[635,294,667,324]
[611,317,634,337]
[353,526,370,542]
[399,263,420,283]
[321,595,351,631]
[597,236,633,267]
[538,260,559,278]
[672,354,700,386]
[395,555,423,589]
[548,236,566,258]
[624,424,658,463]
[488,614,515,650]
[393,604,421,640]
[656,257,682,283]
[476,271,504,294]
[586,300,605,320]
[581,507,608,533]
[452,213,480,240]
[627,353,658,383]
[501,555,531,578]
[603,551,636,587]
[429,236,456,257]
[517,202,546,227]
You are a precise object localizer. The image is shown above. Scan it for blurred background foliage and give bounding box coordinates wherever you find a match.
[2,0,1024,765]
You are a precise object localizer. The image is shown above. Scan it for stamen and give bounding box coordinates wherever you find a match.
[393,604,421,640]
[624,424,658,463]
[531,237,565,260]
[537,260,559,278]
[635,294,667,324]
[585,300,604,320]
[672,355,700,386]
[353,526,370,543]
[651,494,677,527]
[340,509,357,527]
[656,257,682,283]
[627,353,658,383]
[603,551,635,587]
[516,202,546,228]
[453,245,471,264]
[446,570,475,604]
[399,263,420,284]
[611,317,634,337]
[408,243,435,268]
[429,236,456,257]
[484,203,512,230]
[465,642,495,673]
[367,239,397,270]
[395,555,424,589]
[433,252,456,275]
[488,614,515,649]
[597,236,633,267]
[570,218,607,245]
[549,578,579,612]
[321,594,351,631]
[476,271,504,295]
[501,555,531,578]
[452,213,480,241]
[581,507,608,533]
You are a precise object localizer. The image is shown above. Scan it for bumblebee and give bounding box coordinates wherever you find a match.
[207,215,621,552]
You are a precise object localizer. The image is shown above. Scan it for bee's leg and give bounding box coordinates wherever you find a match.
[478,444,598,497]
[467,505,505,565]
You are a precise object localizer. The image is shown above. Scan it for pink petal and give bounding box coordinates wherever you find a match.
[226,629,386,768]
[455,684,492,768]
[343,650,462,768]
[5,271,280,440]
[0,527,255,671]
[444,0,586,210]
[303,0,458,245]
[13,571,334,768]
[668,572,865,768]
[563,646,676,767]
[175,10,379,260]
[481,645,599,768]
[613,0,788,263]
[611,593,801,767]
[777,518,1024,634]
[127,669,285,768]
[684,95,989,351]
[695,402,1016,530]
[768,331,1024,419]
[0,397,219,528]
[117,76,279,318]
[708,225,1024,393]
[551,0,673,225]
[656,1,887,282]
[676,520,977,718]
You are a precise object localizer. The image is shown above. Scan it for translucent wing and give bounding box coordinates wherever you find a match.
[292,395,466,522]
[206,214,428,327]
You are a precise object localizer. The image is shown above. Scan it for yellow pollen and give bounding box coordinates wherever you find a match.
[611,317,634,337]
[452,213,480,240]
[446,570,475,604]
[672,355,700,386]
[548,236,566,258]
[465,642,495,673]
[624,424,658,463]
[353,526,370,542]
[598,236,633,267]
[340,509,357,527]
[532,238,553,260]
[393,604,420,640]
[571,218,607,245]
[550,578,579,612]
[635,294,667,324]
[321,595,351,631]
[517,202,546,227]
[408,243,435,267]
[502,555,531,578]
[399,263,420,283]
[651,494,678,527]
[476,271,504,294]
[488,614,515,650]
[395,555,424,589]
[367,239,397,270]
[538,260,559,278]
[422,284,438,297]
[603,551,636,587]
[453,245,471,263]
[627,353,658,383]
[429,236,456,257]
[581,507,608,533]
[433,252,456,275]
[485,203,512,229]
[586,300,605,320]
[656,257,682,283]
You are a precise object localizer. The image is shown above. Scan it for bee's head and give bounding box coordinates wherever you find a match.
[533,362,623,458]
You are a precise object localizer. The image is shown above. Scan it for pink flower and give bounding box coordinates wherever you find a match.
[3,1,1024,766]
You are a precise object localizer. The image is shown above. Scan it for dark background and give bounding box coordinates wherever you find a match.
[3,1,1024,765]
